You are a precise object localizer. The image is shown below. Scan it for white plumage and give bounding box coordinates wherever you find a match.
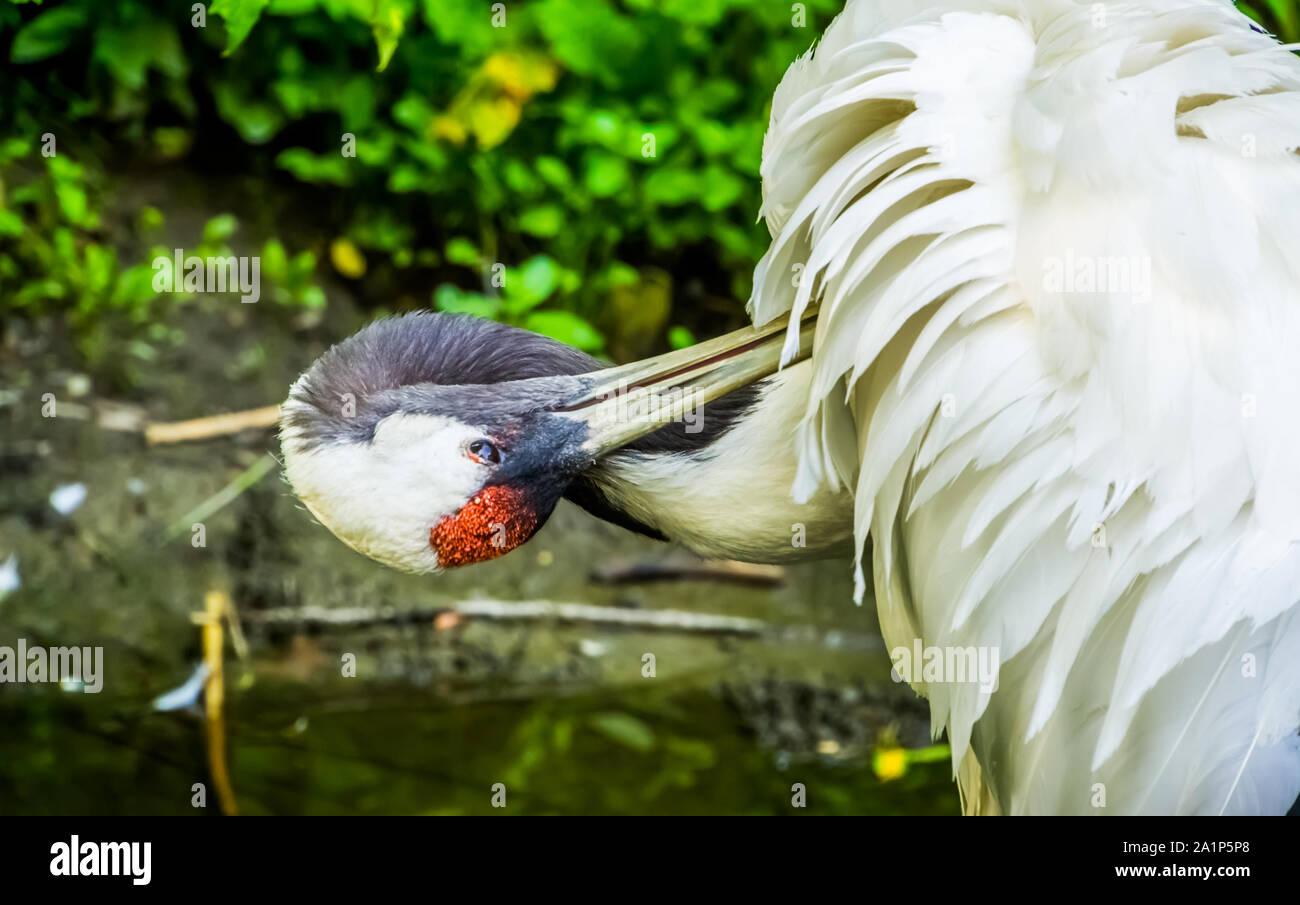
[282,0,1300,816]
[749,0,1300,813]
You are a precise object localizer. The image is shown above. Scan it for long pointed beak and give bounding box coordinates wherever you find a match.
[556,311,816,457]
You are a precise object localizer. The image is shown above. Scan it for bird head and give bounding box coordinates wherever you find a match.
[280,311,811,573]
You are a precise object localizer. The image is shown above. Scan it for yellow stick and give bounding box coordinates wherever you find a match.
[197,590,240,816]
[146,405,281,445]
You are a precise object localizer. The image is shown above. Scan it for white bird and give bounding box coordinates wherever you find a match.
[281,0,1300,815]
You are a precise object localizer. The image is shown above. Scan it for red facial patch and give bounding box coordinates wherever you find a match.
[430,484,541,568]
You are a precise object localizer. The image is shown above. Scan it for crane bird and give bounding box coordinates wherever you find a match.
[281,0,1300,815]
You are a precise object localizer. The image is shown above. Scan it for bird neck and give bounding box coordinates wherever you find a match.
[574,363,855,563]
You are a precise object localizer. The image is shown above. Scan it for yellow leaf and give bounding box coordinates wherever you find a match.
[605,268,671,361]
[484,52,558,101]
[872,747,908,782]
[431,114,467,145]
[372,4,406,72]
[484,52,524,91]
[519,55,559,94]
[330,238,366,279]
[468,96,522,149]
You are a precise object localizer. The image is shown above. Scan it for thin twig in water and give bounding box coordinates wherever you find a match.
[592,559,785,588]
[166,453,279,540]
[240,598,884,652]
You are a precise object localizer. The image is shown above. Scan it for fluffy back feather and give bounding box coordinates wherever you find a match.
[753,0,1300,813]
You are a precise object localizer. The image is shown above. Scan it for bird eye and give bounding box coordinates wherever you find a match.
[467,439,501,465]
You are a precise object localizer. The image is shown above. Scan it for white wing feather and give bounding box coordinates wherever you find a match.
[753,0,1300,813]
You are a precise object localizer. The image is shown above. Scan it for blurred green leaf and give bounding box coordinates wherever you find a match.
[93,21,186,89]
[211,0,271,54]
[513,255,560,307]
[534,156,571,188]
[701,165,744,211]
[534,0,643,87]
[589,712,656,752]
[518,205,565,238]
[276,148,353,184]
[10,6,88,63]
[444,237,480,267]
[261,238,289,283]
[435,284,499,319]
[54,182,87,225]
[392,93,434,132]
[1264,0,1300,39]
[213,81,285,144]
[371,0,413,72]
[151,127,192,159]
[137,206,165,233]
[0,211,25,238]
[299,285,327,309]
[202,214,239,244]
[524,310,604,352]
[83,243,115,294]
[584,153,630,198]
[667,325,696,349]
[421,0,495,57]
[645,168,700,205]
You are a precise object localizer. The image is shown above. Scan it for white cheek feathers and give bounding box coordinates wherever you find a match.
[280,410,487,573]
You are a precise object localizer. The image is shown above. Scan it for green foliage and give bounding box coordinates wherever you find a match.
[0,0,850,360]
[210,0,270,54]
[1241,0,1300,39]
[0,133,325,376]
[2,0,1299,363]
[434,250,602,350]
[499,703,722,809]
